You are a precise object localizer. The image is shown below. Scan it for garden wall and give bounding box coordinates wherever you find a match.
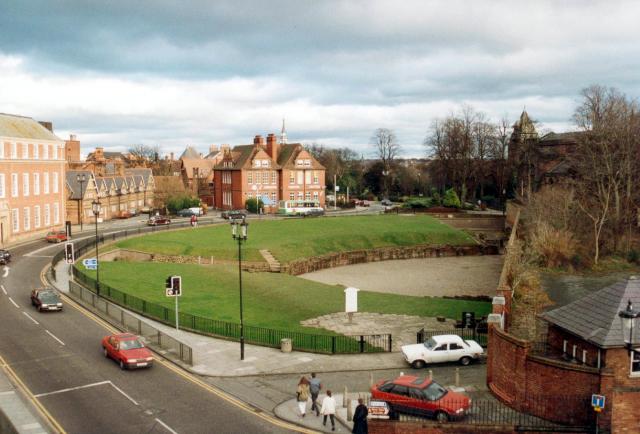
[283,244,488,275]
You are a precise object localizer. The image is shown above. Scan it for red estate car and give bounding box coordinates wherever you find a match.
[370,375,471,422]
[45,230,68,243]
[101,333,154,370]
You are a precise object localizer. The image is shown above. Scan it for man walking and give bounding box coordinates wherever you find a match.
[309,373,322,416]
[321,390,336,431]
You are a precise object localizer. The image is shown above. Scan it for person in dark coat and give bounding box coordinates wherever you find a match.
[352,398,368,434]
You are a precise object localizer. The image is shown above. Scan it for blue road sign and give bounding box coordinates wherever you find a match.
[85,264,97,270]
[591,394,605,410]
[83,258,98,269]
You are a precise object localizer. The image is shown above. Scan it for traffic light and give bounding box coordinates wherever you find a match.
[171,276,182,296]
[166,276,172,290]
[64,242,74,264]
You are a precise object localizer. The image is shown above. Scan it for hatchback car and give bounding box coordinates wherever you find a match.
[147,216,171,226]
[371,375,471,422]
[45,230,68,243]
[101,333,154,370]
[0,249,11,265]
[221,209,247,220]
[30,288,63,312]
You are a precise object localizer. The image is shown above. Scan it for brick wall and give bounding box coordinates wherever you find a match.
[369,420,515,434]
[610,389,640,434]
[547,324,602,367]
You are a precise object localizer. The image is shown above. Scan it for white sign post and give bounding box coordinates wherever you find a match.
[166,276,182,330]
[344,287,359,323]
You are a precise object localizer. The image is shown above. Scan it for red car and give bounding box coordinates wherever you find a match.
[147,216,171,226]
[370,375,471,422]
[45,230,68,243]
[101,333,154,370]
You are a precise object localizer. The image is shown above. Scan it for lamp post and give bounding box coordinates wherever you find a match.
[76,174,86,232]
[619,299,640,351]
[231,218,249,360]
[92,200,101,297]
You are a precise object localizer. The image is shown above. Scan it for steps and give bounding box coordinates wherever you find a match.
[259,249,281,272]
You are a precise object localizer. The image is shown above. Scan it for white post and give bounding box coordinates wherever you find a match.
[334,174,337,210]
[175,296,179,331]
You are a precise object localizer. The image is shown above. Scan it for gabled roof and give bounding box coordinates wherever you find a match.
[0,113,61,142]
[276,143,301,166]
[214,144,256,171]
[181,158,216,180]
[180,146,201,159]
[541,276,640,348]
[539,131,582,145]
[124,168,153,186]
[66,170,95,200]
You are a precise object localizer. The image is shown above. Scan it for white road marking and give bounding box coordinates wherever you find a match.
[109,382,139,406]
[34,381,110,398]
[23,312,39,325]
[8,297,19,308]
[26,255,54,258]
[1,285,6,295]
[0,391,16,396]
[2,266,9,277]
[155,418,179,434]
[45,330,65,346]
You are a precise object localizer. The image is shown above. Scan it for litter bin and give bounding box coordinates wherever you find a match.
[280,338,292,353]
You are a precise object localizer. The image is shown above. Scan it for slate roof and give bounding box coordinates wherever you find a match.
[539,131,582,145]
[180,146,201,159]
[66,170,95,200]
[0,113,61,141]
[124,168,153,186]
[541,276,640,348]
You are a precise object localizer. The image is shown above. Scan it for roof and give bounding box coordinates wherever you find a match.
[541,276,640,348]
[180,146,201,159]
[124,168,153,185]
[66,170,95,200]
[276,143,301,166]
[540,131,582,144]
[181,158,216,180]
[392,375,430,388]
[0,113,61,141]
[214,144,256,171]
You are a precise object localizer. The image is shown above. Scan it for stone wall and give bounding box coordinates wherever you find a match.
[283,244,487,275]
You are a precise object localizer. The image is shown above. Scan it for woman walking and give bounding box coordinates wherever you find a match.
[296,376,310,417]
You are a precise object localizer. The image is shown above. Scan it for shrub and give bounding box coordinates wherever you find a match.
[628,249,640,265]
[442,189,461,208]
[530,222,577,268]
[403,198,432,209]
[166,195,200,214]
[245,198,264,214]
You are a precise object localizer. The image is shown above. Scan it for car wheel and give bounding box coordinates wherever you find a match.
[119,359,125,370]
[411,360,426,369]
[103,347,109,358]
[459,356,472,366]
[435,411,449,423]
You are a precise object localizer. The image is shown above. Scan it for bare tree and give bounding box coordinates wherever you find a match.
[128,144,160,163]
[371,128,400,198]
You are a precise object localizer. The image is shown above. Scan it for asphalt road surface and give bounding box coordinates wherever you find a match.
[0,234,297,434]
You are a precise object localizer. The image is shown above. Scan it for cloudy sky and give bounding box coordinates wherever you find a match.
[1,1,639,157]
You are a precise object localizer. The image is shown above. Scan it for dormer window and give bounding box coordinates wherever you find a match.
[304,159,311,167]
[296,159,302,166]
[261,160,270,167]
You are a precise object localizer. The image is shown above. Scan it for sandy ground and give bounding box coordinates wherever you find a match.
[299,255,504,297]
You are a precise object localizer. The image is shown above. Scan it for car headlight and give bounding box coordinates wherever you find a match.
[41,304,49,308]
[456,408,465,414]
[146,357,153,361]
[128,359,138,363]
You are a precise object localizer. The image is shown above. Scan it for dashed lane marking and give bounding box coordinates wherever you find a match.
[109,382,139,406]
[44,330,65,346]
[23,312,39,325]
[155,418,179,434]
[8,297,19,308]
[1,285,6,295]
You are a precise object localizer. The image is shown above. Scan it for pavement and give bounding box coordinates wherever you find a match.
[0,367,49,434]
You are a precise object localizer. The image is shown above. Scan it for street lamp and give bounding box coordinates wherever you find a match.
[231,218,249,360]
[619,299,640,350]
[92,200,101,297]
[76,174,86,231]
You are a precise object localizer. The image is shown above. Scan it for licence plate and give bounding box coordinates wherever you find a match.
[136,362,148,367]
[49,306,59,310]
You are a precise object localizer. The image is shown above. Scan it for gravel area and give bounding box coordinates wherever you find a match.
[300,255,503,297]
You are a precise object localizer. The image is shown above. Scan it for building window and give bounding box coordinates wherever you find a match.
[43,145,49,160]
[21,143,28,159]
[297,171,303,184]
[313,171,319,184]
[11,209,19,233]
[53,202,60,224]
[248,172,252,184]
[289,192,295,201]
[271,171,276,184]
[54,146,59,160]
[33,144,38,159]
[297,192,303,200]
[304,159,311,167]
[34,206,41,228]
[0,142,4,158]
[305,171,311,184]
[296,159,302,166]
[262,172,269,184]
[271,192,276,202]
[43,172,49,194]
[313,192,319,201]
[305,192,311,200]
[289,172,295,184]
[53,172,59,193]
[33,173,40,195]
[23,207,30,231]
[11,173,18,197]
[44,204,50,226]
[10,143,17,159]
[23,173,29,196]
[632,350,640,375]
[0,174,5,198]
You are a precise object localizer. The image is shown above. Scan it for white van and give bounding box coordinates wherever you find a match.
[188,207,204,216]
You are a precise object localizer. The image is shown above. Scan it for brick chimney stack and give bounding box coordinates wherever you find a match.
[209,144,218,154]
[65,134,81,162]
[253,135,265,147]
[95,147,105,161]
[266,133,279,162]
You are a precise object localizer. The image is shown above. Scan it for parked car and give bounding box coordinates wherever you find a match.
[303,208,325,217]
[356,200,370,207]
[380,199,393,206]
[221,209,247,220]
[101,333,154,370]
[45,230,68,243]
[371,375,471,422]
[147,216,171,226]
[116,210,133,219]
[30,288,63,312]
[176,208,197,217]
[401,335,484,369]
[0,249,11,265]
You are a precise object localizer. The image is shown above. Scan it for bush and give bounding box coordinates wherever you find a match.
[530,222,577,268]
[245,198,264,214]
[403,198,432,209]
[166,195,200,214]
[442,189,461,208]
[627,249,640,265]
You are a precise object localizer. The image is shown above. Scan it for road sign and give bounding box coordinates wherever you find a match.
[64,242,75,264]
[85,264,97,270]
[591,394,605,412]
[82,258,98,269]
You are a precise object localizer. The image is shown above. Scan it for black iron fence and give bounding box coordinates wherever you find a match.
[417,327,488,347]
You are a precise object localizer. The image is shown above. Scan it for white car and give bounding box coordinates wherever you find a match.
[401,334,484,369]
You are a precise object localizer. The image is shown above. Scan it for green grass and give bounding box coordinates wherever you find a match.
[88,262,491,334]
[116,215,476,263]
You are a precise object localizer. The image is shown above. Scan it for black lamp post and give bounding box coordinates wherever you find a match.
[619,300,640,351]
[231,218,249,360]
[76,174,86,231]
[92,200,101,297]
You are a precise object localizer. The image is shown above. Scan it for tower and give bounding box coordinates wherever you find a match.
[280,118,288,144]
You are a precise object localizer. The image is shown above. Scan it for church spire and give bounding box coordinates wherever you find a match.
[280,118,288,144]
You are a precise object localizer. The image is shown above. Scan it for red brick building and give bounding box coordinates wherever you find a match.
[213,133,325,212]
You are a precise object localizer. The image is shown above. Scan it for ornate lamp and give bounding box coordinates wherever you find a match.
[619,300,640,350]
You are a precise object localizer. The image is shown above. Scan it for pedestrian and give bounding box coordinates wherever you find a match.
[352,398,368,434]
[296,376,310,417]
[309,372,322,416]
[321,390,336,431]
[190,215,196,227]
[193,215,198,227]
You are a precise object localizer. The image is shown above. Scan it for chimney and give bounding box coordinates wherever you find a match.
[95,147,104,160]
[38,121,53,132]
[170,152,174,161]
[253,135,265,147]
[209,144,218,154]
[65,134,81,162]
[266,133,279,162]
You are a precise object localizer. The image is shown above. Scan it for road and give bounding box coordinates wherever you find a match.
[0,232,298,434]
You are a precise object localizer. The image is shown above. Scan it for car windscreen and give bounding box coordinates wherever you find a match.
[424,338,437,349]
[119,339,144,350]
[423,381,447,401]
[39,292,60,303]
